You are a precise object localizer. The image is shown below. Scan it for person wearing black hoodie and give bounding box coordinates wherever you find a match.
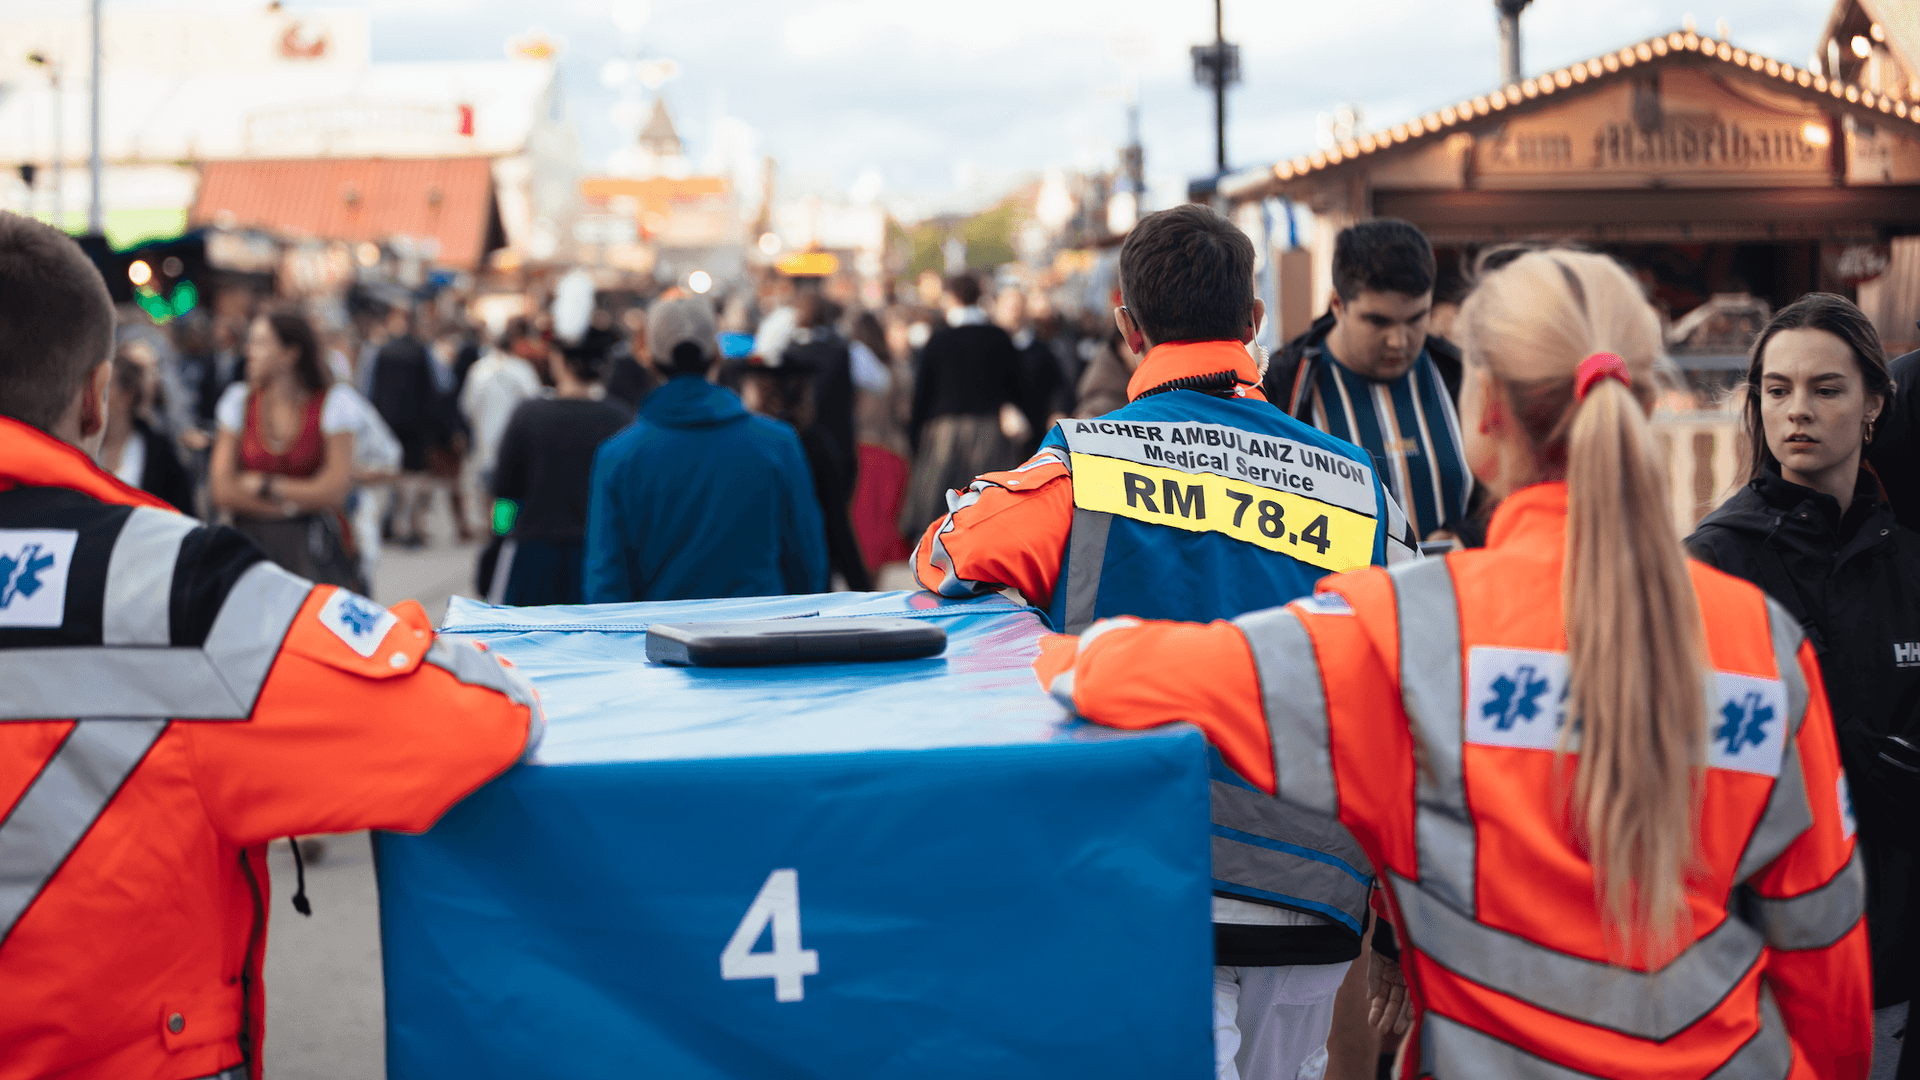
[1868,340,1920,535]
[739,350,872,591]
[1686,293,1920,1077]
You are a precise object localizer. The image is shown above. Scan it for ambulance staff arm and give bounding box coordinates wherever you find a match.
[913,456,1073,609]
[1746,641,1872,1080]
[581,442,632,604]
[185,584,543,844]
[1032,617,1276,791]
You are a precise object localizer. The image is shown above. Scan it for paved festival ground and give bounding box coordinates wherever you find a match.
[262,497,475,1079]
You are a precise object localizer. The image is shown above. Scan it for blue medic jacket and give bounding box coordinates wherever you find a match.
[913,339,1416,964]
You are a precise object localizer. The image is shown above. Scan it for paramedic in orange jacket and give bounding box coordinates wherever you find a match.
[0,211,542,1080]
[1035,249,1872,1079]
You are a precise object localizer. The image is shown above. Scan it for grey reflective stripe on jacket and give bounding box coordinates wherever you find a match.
[0,718,169,944]
[1392,865,1766,1040]
[1221,602,1374,932]
[1227,603,1372,930]
[1732,597,1866,953]
[1388,560,1478,917]
[0,517,314,948]
[103,507,197,645]
[424,637,546,758]
[1059,506,1111,635]
[1732,602,1816,884]
[1235,604,1338,818]
[1011,445,1114,635]
[1418,986,1792,1080]
[1210,777,1372,931]
[0,558,311,721]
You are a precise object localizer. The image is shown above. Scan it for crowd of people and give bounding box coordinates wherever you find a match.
[3,192,1918,1080]
[77,244,1145,610]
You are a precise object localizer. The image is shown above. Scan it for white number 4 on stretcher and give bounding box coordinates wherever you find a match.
[720,868,819,1002]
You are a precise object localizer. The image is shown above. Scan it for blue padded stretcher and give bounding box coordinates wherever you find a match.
[374,590,1211,1078]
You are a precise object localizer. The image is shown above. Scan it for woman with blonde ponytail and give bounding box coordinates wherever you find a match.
[1032,249,1872,1078]
[1457,250,1708,960]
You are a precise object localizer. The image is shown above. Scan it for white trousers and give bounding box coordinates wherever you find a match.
[1214,961,1353,1080]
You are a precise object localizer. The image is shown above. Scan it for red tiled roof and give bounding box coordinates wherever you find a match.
[191,157,497,268]
[1233,29,1919,197]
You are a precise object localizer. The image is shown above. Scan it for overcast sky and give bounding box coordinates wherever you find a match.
[312,0,1833,214]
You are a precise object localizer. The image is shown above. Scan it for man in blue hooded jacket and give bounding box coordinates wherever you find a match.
[583,298,828,601]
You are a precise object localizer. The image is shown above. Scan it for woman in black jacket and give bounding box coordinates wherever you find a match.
[1687,293,1919,1074]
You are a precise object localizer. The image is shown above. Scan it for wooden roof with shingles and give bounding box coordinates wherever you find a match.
[1224,28,1920,204]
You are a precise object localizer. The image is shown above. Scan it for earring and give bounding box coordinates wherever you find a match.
[1865,421,1874,445]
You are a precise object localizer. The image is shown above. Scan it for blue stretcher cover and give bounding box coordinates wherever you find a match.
[374,590,1213,1078]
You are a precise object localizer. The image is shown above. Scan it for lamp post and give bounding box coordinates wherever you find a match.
[1496,0,1533,83]
[26,52,62,231]
[1189,0,1240,176]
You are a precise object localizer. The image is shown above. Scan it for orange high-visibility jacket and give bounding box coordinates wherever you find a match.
[0,417,542,1080]
[1036,482,1871,1079]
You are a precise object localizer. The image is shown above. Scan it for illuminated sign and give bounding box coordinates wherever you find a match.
[776,251,840,277]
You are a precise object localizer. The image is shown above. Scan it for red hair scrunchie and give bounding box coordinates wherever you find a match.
[1574,352,1631,401]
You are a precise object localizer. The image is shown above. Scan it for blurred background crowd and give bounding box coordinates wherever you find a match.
[8,0,1917,609]
[90,256,1141,601]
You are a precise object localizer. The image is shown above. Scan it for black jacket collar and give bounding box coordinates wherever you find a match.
[1698,465,1897,566]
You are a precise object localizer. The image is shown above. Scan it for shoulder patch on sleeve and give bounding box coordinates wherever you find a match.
[976,450,1070,492]
[317,588,400,658]
[0,529,78,628]
[287,590,434,679]
[1290,591,1354,617]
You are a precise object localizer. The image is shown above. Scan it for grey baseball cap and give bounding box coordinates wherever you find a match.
[648,297,718,370]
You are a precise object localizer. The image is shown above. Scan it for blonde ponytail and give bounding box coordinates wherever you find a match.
[1459,250,1707,960]
[1563,373,1706,959]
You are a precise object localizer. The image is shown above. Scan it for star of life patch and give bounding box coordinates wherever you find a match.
[317,588,399,658]
[0,529,78,629]
[1465,647,1572,751]
[1706,671,1789,777]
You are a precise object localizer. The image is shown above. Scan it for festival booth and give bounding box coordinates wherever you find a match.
[1224,27,1920,357]
[1222,26,1920,530]
[373,590,1213,1078]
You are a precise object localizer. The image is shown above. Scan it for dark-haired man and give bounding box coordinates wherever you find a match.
[583,297,827,601]
[912,204,1413,1080]
[1260,218,1480,545]
[0,211,539,1079]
